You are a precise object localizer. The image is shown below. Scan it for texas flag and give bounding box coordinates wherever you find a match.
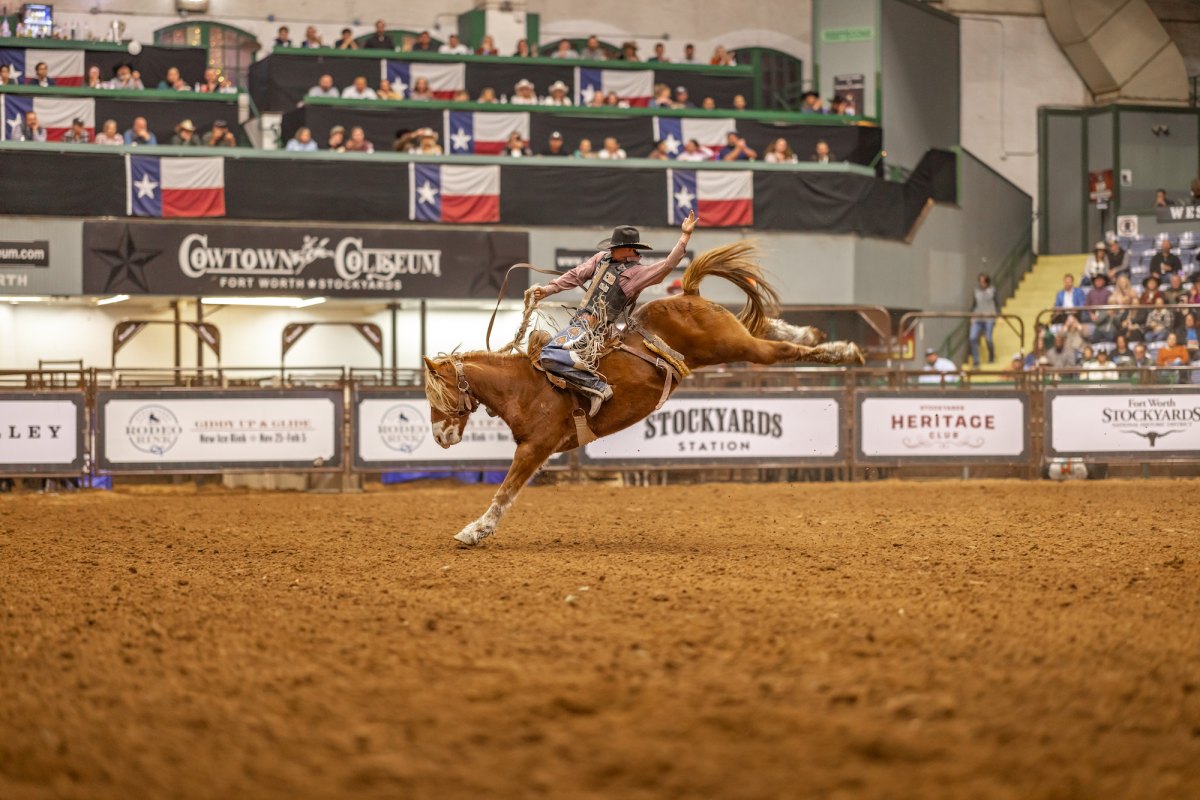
[668,169,753,227]
[0,48,85,85]
[409,163,500,223]
[653,117,734,159]
[443,110,530,155]
[384,60,466,99]
[1,95,94,141]
[574,67,653,106]
[127,155,226,218]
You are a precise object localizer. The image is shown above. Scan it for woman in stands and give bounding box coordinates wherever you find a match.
[513,39,532,57]
[677,139,711,162]
[94,119,123,146]
[764,138,798,164]
[476,87,499,103]
[505,131,531,157]
[410,77,434,101]
[476,35,499,56]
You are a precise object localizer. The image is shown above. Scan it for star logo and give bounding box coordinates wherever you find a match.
[580,84,597,105]
[392,76,408,96]
[92,226,161,293]
[416,180,439,205]
[663,133,681,155]
[449,127,472,152]
[6,65,21,83]
[674,185,695,210]
[6,114,22,140]
[133,173,158,199]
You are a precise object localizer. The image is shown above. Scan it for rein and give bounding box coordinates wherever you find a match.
[485,262,565,352]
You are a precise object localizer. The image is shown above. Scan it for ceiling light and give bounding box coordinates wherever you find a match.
[96,294,130,306]
[200,297,326,308]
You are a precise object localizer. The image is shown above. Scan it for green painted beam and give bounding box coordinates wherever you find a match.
[0,85,238,102]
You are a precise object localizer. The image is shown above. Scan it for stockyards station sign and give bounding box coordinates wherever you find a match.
[82,221,529,299]
[1047,388,1200,459]
[856,392,1029,463]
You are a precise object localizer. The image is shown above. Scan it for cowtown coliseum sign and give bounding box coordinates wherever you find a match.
[82,221,528,299]
[1046,388,1200,458]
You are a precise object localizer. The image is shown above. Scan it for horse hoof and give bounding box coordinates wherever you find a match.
[453,524,494,546]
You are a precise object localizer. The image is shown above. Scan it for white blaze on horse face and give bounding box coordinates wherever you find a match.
[432,418,462,448]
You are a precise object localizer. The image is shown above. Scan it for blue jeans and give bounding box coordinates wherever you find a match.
[538,316,610,396]
[969,319,995,366]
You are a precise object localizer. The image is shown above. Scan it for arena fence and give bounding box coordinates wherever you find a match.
[3,364,1200,484]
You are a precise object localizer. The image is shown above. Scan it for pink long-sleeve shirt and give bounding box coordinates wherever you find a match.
[543,234,689,304]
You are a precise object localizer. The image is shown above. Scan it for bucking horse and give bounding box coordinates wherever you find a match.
[422,241,863,545]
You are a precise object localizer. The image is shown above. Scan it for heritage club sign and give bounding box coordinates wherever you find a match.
[1047,389,1200,457]
[857,393,1027,461]
[83,221,528,299]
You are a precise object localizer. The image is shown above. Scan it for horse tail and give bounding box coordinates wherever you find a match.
[679,240,780,336]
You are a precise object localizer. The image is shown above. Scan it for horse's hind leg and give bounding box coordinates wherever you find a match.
[454,441,553,546]
[713,332,864,367]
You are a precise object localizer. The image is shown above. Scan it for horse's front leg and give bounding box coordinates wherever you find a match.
[454,441,554,546]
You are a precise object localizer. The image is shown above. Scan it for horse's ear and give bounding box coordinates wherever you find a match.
[422,355,439,374]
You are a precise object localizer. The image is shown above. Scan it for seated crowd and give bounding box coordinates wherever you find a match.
[13,110,238,147]
[0,62,236,93]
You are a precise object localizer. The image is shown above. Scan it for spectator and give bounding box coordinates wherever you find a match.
[1164,272,1188,304]
[123,116,156,146]
[30,61,54,87]
[969,273,998,366]
[674,86,694,108]
[1024,337,1049,370]
[1007,352,1025,372]
[0,64,14,85]
[649,43,669,63]
[157,67,180,90]
[1085,349,1119,381]
[217,77,237,95]
[285,126,317,151]
[1082,242,1109,285]
[602,91,627,107]
[678,138,711,162]
[411,31,434,52]
[1149,239,1182,276]
[410,77,434,101]
[452,89,471,102]
[14,111,44,142]
[651,84,674,108]
[513,39,532,58]
[170,119,199,146]
[1054,273,1085,312]
[1045,333,1076,369]
[1112,336,1135,366]
[710,45,736,66]
[364,20,393,51]
[541,131,568,157]
[94,119,123,146]
[344,126,374,153]
[302,26,323,48]
[1153,189,1169,208]
[1156,332,1189,366]
[719,132,757,161]
[415,129,442,155]
[811,140,836,164]
[681,43,698,64]
[763,138,797,164]
[1145,297,1174,342]
[195,68,220,94]
[377,79,400,100]
[1141,275,1165,305]
[920,348,959,383]
[273,26,292,49]
[476,87,498,103]
[1106,238,1129,276]
[505,130,531,158]
[1087,276,1117,339]
[1061,313,1088,353]
[1131,342,1153,367]
[574,138,596,158]
[1181,313,1200,352]
[1110,274,1138,306]
[476,35,499,56]
[308,74,339,98]
[1084,273,1111,308]
[732,94,748,111]
[107,64,144,90]
[63,117,90,144]
[84,65,103,88]
[342,76,378,100]
[511,79,538,105]
[701,96,717,110]
[619,41,640,61]
[800,91,826,114]
[648,140,671,160]
[204,119,237,147]
[392,128,416,153]
[439,34,470,55]
[580,36,606,61]
[598,136,627,160]
[541,80,572,106]
[335,29,359,50]
[551,39,578,59]
[327,125,347,152]
[1190,277,1200,306]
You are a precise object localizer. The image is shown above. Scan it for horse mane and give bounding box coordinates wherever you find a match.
[679,240,780,336]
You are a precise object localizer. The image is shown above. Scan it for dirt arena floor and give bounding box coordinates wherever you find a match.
[1,480,1198,800]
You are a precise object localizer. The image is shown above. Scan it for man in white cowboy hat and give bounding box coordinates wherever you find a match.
[511,78,538,105]
[541,79,573,106]
[530,212,697,415]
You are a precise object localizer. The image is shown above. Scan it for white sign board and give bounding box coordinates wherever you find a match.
[355,395,520,468]
[0,395,84,472]
[584,395,842,465]
[99,392,341,471]
[1048,390,1200,457]
[857,394,1027,460]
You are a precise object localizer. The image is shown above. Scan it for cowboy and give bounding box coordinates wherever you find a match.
[530,211,697,415]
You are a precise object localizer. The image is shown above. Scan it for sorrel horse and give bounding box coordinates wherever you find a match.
[423,241,863,545]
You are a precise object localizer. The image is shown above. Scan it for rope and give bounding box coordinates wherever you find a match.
[485,262,565,352]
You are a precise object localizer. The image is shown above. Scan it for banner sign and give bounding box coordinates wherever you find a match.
[581,393,843,466]
[1046,388,1200,458]
[96,390,343,472]
[353,390,564,470]
[0,392,85,474]
[0,240,49,268]
[82,221,529,299]
[856,392,1028,462]
[1157,205,1200,223]
[0,217,81,294]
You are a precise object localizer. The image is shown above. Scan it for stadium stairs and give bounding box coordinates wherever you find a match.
[979,253,1085,370]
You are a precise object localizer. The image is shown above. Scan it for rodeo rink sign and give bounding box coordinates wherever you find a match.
[1047,388,1200,458]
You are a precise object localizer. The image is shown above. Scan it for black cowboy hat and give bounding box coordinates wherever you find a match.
[598,225,652,251]
[1142,274,1161,289]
